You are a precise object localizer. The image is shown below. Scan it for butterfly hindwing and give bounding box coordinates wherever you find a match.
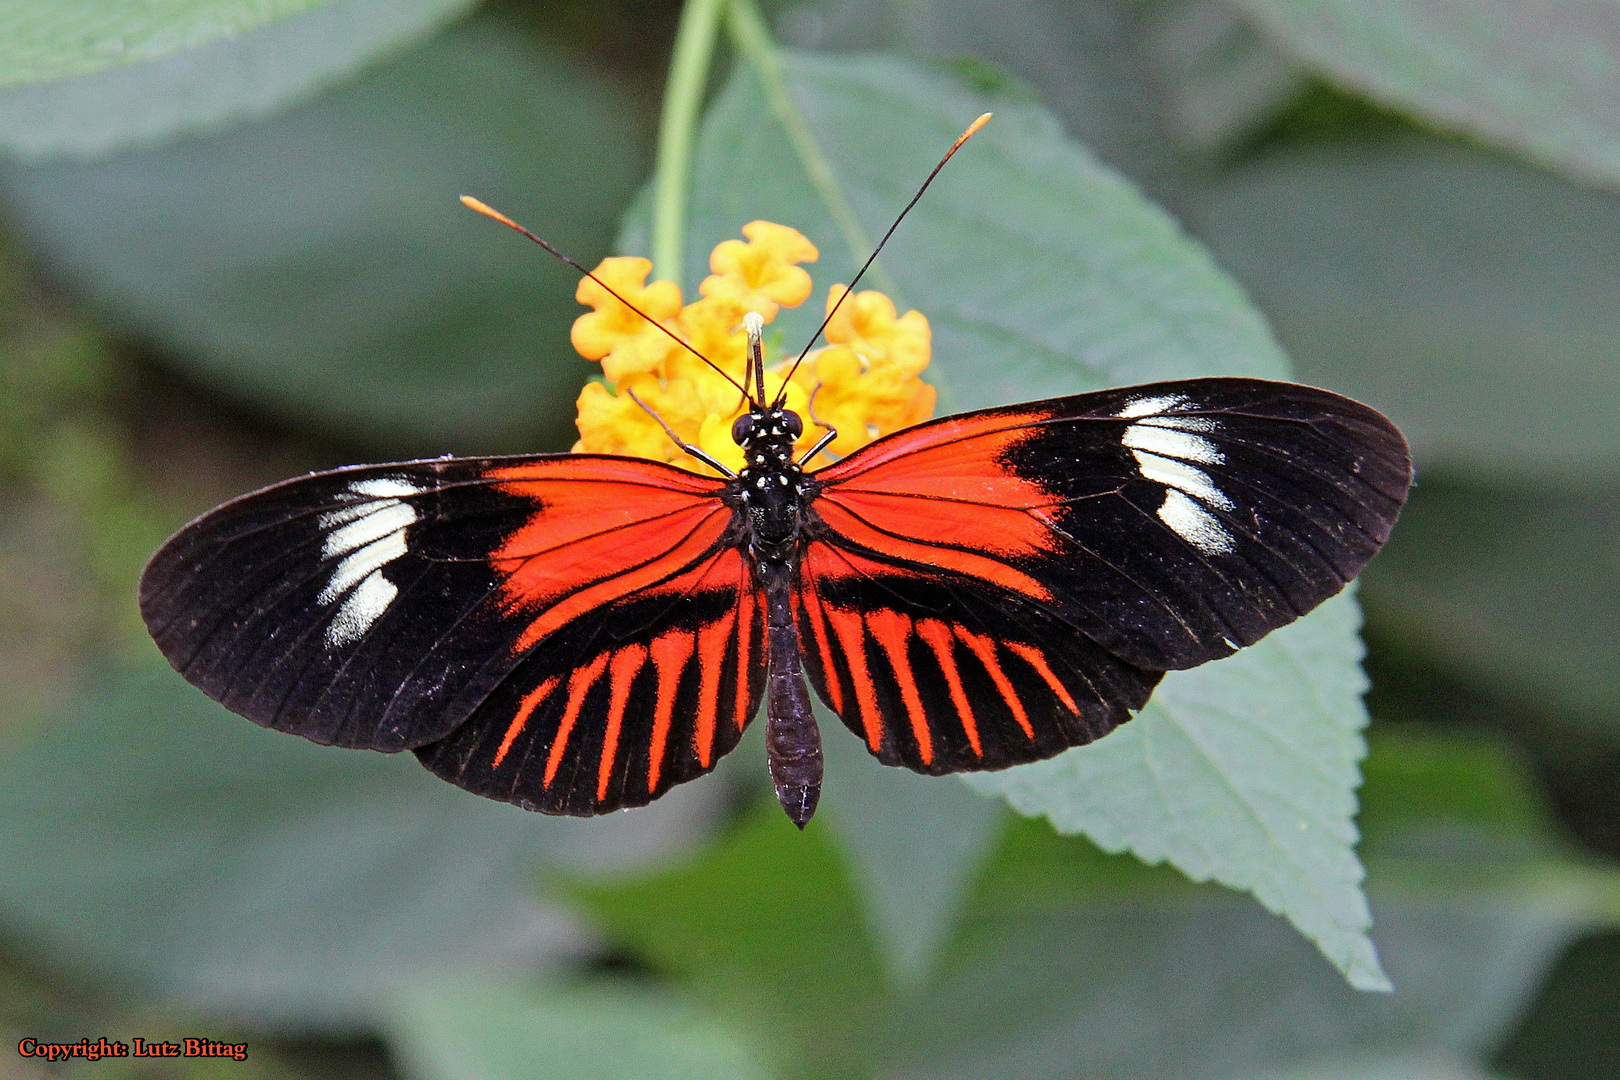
[139,454,740,777]
[415,547,765,813]
[794,541,1162,773]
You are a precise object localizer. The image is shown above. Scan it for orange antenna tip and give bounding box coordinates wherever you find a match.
[460,194,521,231]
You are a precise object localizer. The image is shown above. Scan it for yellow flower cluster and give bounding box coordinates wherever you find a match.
[571,221,935,474]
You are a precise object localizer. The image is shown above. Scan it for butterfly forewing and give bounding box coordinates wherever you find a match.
[138,454,750,805]
[798,376,1411,772]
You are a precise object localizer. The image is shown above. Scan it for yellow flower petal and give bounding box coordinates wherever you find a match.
[823,284,932,375]
[571,223,934,469]
[696,412,746,475]
[699,221,819,321]
[571,257,683,362]
[675,295,749,381]
[573,377,676,462]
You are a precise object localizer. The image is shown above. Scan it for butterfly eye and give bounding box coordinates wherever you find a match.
[731,414,755,444]
[782,412,803,439]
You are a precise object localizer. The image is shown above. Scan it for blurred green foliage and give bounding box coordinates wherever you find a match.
[0,1,1617,1078]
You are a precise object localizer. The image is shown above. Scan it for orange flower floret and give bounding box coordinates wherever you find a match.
[569,225,933,474]
[791,285,935,456]
[821,285,931,375]
[571,257,682,355]
[699,221,819,321]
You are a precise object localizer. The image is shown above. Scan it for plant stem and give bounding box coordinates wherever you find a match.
[725,0,901,299]
[652,0,727,288]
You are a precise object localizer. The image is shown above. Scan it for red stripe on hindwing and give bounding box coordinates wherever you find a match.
[865,609,933,765]
[493,675,560,768]
[645,630,694,792]
[543,651,611,788]
[799,585,844,714]
[692,605,737,767]
[916,619,981,757]
[597,645,648,801]
[953,625,1035,740]
[1007,641,1081,716]
[823,604,883,751]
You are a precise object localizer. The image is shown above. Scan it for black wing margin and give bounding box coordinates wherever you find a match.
[140,458,536,751]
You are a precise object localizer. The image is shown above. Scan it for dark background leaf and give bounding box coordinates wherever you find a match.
[1235,0,1620,194]
[0,660,726,1027]
[0,14,648,454]
[0,0,478,160]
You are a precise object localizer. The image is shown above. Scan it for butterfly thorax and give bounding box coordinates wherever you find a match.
[729,406,810,564]
[725,403,823,825]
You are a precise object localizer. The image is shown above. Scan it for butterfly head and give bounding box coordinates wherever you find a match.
[732,309,807,470]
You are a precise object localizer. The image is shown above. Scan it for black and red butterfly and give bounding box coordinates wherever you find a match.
[138,122,1412,827]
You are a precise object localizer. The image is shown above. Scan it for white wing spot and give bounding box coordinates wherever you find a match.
[1118,395,1237,552]
[1131,451,1234,511]
[316,476,424,647]
[1122,423,1222,464]
[1158,489,1235,554]
[1116,393,1187,419]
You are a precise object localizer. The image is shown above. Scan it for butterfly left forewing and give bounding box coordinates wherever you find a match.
[142,458,541,750]
[139,454,738,765]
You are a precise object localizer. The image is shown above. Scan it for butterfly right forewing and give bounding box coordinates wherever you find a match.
[795,376,1411,774]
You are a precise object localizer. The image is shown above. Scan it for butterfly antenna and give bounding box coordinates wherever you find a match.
[460,196,749,398]
[772,112,991,407]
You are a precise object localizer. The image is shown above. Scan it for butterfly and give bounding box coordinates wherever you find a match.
[138,120,1412,828]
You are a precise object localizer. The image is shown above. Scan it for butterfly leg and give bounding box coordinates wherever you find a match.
[798,385,840,467]
[758,559,822,826]
[625,388,737,477]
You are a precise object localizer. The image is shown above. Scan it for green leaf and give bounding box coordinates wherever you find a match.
[1234,0,1620,193]
[572,726,1620,1080]
[0,16,646,453]
[1358,475,1620,741]
[383,977,772,1080]
[567,808,889,1080]
[0,0,341,87]
[0,0,475,159]
[891,732,1620,1079]
[627,49,1292,413]
[1187,137,1620,476]
[817,714,1004,985]
[631,47,1380,988]
[0,659,724,1026]
[778,0,1345,175]
[967,591,1389,990]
